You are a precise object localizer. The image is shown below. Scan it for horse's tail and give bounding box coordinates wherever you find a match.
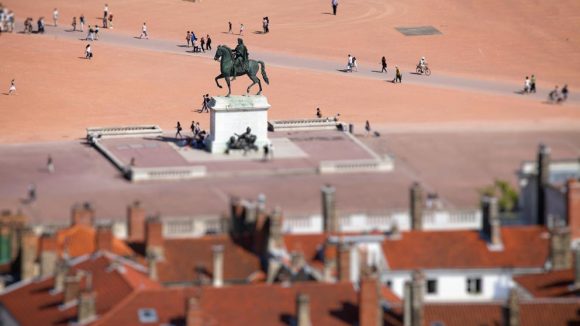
[258,61,269,85]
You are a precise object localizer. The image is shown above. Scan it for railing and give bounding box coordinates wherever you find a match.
[86,125,163,138]
[268,118,338,132]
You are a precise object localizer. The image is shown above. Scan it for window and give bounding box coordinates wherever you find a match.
[426,279,437,294]
[138,308,159,323]
[467,277,482,294]
[385,280,393,288]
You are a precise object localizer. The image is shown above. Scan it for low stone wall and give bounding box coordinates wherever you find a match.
[129,166,206,182]
[319,158,393,174]
[86,125,162,139]
[268,118,338,132]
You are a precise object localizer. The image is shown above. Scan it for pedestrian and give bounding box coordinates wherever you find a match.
[263,144,270,161]
[191,121,196,136]
[103,4,109,19]
[265,17,270,33]
[186,31,191,47]
[549,86,559,103]
[332,0,338,15]
[316,107,322,118]
[47,155,55,173]
[108,13,114,29]
[102,15,107,28]
[94,25,99,40]
[262,17,267,33]
[8,79,16,95]
[87,25,93,40]
[72,17,77,31]
[240,23,244,35]
[561,84,568,101]
[52,8,59,26]
[352,57,358,72]
[381,56,387,73]
[37,17,45,34]
[393,66,402,83]
[85,44,93,59]
[28,183,36,202]
[228,21,232,33]
[524,76,530,93]
[200,94,208,112]
[206,35,212,50]
[200,37,206,52]
[80,14,85,32]
[346,54,353,72]
[530,74,536,93]
[139,22,148,39]
[176,121,183,138]
[365,120,371,136]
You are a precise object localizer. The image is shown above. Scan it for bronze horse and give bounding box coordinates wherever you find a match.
[214,45,269,97]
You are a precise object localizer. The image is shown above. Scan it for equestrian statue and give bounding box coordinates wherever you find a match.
[214,38,269,97]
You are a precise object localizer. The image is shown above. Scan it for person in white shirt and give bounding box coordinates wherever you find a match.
[85,44,93,59]
[239,23,244,36]
[52,8,59,26]
[139,22,148,39]
[524,76,531,93]
[347,54,353,72]
[8,79,16,95]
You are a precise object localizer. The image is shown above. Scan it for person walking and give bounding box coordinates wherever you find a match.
[365,120,371,136]
[87,25,94,40]
[28,183,36,203]
[206,35,212,50]
[265,17,270,33]
[352,57,358,72]
[316,107,322,118]
[191,121,196,136]
[85,44,93,59]
[346,54,353,72]
[530,74,536,93]
[381,56,387,73]
[524,76,530,93]
[228,21,232,33]
[139,22,148,39]
[47,155,55,173]
[561,84,569,101]
[52,8,59,26]
[393,66,402,83]
[79,14,85,32]
[72,17,77,31]
[200,37,206,52]
[186,31,191,47]
[175,121,183,138]
[332,0,339,15]
[108,13,114,29]
[103,4,109,19]
[94,25,99,40]
[7,79,16,95]
[239,23,244,36]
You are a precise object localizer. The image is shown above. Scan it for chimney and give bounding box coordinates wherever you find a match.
[127,201,145,242]
[296,293,311,326]
[404,270,424,326]
[147,252,158,281]
[53,259,69,292]
[567,179,580,242]
[574,246,580,288]
[77,273,96,324]
[359,272,381,326]
[39,233,58,277]
[337,242,351,282]
[549,226,572,270]
[291,251,306,273]
[268,207,283,250]
[481,195,503,248]
[19,228,38,281]
[63,272,82,304]
[410,182,424,231]
[0,224,12,264]
[71,202,95,226]
[321,185,338,233]
[145,216,164,259]
[186,296,203,326]
[244,201,258,224]
[212,245,224,287]
[537,144,550,225]
[505,288,520,326]
[95,224,113,253]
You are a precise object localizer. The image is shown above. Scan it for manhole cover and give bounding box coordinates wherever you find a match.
[395,26,441,36]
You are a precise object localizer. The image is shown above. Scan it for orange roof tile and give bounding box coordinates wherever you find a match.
[383,226,549,270]
[55,225,134,257]
[0,253,159,325]
[514,269,579,298]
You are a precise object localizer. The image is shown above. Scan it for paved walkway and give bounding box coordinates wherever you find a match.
[14,23,580,105]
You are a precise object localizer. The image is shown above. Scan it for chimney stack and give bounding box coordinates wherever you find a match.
[549,226,572,270]
[296,293,311,326]
[359,272,381,326]
[95,224,113,253]
[505,288,520,326]
[212,245,224,287]
[186,296,203,326]
[481,195,503,248]
[71,202,95,226]
[145,216,164,259]
[268,207,283,251]
[321,185,338,233]
[337,242,351,283]
[404,270,424,326]
[63,272,82,304]
[77,273,96,324]
[53,259,69,292]
[567,179,580,242]
[19,228,38,281]
[410,183,424,231]
[574,246,580,288]
[147,252,158,281]
[39,233,58,277]
[127,201,145,242]
[537,144,550,225]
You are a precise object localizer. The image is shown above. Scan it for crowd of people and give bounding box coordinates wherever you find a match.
[0,4,15,33]
[185,31,212,53]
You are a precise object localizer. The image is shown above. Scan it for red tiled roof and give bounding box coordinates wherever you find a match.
[0,253,159,325]
[157,235,262,284]
[383,226,550,270]
[96,282,359,326]
[55,225,134,257]
[514,269,579,298]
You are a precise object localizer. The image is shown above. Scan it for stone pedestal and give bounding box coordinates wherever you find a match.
[206,95,271,154]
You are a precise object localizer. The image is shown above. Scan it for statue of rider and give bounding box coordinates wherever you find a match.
[232,38,249,80]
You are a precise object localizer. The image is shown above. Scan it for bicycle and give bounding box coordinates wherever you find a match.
[416,64,431,76]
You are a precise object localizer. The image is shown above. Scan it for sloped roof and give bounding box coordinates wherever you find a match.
[514,269,579,298]
[55,225,134,257]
